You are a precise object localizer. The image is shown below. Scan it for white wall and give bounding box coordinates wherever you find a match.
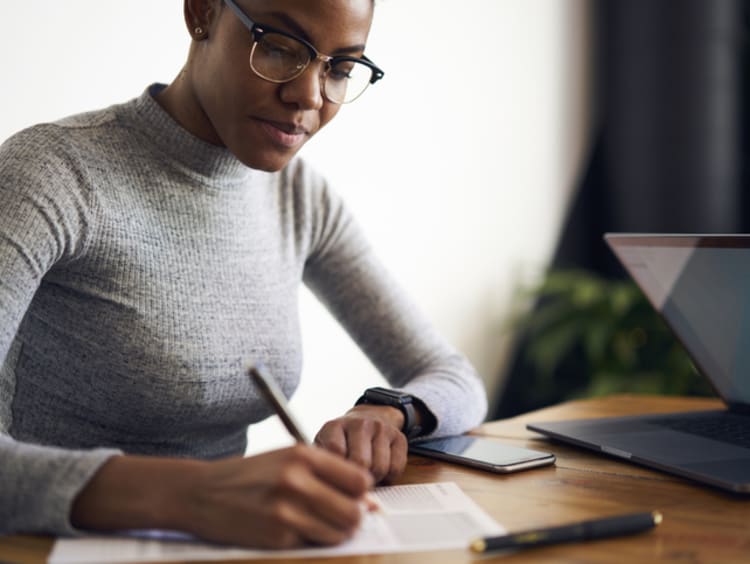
[1,1,593,454]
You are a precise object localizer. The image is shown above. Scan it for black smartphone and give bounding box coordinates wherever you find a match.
[409,435,555,474]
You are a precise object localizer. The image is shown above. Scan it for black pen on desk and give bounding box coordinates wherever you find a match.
[248,363,381,512]
[470,510,662,553]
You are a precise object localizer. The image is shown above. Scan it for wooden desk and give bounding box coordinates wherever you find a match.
[2,394,748,564]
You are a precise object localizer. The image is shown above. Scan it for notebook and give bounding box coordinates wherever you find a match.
[527,234,750,493]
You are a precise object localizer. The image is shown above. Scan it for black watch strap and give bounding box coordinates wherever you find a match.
[355,387,423,439]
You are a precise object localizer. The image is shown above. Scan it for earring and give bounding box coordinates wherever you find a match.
[194,26,204,36]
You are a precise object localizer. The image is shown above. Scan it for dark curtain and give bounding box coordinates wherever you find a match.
[494,0,749,418]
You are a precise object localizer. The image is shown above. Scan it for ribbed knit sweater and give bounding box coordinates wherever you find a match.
[0,85,487,535]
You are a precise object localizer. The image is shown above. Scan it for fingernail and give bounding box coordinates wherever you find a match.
[364,493,381,513]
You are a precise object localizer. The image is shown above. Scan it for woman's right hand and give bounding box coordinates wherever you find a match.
[181,444,374,548]
[71,444,374,549]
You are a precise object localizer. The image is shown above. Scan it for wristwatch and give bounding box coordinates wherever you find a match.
[355,387,423,439]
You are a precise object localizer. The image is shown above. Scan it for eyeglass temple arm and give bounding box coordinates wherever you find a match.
[223,0,257,34]
[361,55,385,83]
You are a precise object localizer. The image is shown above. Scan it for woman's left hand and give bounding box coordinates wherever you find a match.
[314,405,408,483]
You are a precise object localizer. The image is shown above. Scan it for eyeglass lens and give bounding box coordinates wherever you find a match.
[250,32,374,104]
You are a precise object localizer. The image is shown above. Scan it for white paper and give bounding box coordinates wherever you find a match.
[48,482,504,563]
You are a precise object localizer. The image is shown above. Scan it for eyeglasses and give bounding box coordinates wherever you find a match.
[223,0,384,104]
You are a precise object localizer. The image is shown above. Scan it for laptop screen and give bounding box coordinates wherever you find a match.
[605,234,750,409]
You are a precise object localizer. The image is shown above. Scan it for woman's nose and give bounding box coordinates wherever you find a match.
[279,61,326,110]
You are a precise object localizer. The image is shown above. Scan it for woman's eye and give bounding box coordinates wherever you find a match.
[329,63,355,81]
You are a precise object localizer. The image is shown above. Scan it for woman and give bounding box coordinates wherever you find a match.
[0,0,487,548]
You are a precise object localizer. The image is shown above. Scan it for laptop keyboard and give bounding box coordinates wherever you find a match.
[651,413,750,449]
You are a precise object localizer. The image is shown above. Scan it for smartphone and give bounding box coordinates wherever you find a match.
[409,435,555,474]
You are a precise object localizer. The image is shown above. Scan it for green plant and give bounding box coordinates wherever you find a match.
[513,269,714,398]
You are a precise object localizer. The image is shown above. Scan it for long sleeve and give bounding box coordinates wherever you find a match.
[296,164,488,436]
[0,89,280,534]
[0,126,120,535]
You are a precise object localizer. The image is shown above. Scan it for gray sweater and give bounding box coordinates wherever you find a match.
[0,85,487,535]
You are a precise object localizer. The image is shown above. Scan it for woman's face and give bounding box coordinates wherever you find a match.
[182,0,374,172]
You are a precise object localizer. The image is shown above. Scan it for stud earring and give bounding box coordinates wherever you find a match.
[194,26,204,35]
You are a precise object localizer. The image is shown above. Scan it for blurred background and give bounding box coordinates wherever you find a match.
[4,1,739,453]
[496,0,746,418]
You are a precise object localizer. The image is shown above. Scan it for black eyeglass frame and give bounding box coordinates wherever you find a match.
[223,0,384,101]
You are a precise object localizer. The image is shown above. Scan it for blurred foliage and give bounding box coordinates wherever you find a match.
[513,269,715,399]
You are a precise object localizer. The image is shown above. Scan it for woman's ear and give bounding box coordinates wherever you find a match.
[184,0,220,41]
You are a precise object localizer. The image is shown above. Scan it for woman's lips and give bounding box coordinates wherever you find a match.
[258,119,308,148]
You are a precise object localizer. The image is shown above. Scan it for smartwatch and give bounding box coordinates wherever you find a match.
[355,387,423,439]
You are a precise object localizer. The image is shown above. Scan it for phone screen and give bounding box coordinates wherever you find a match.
[409,435,555,473]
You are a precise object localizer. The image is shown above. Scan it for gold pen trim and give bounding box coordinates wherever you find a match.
[470,538,486,553]
[652,510,663,525]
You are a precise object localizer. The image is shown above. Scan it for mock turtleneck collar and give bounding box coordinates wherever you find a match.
[125,84,254,184]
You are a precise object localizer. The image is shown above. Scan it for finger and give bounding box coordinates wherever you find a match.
[271,497,358,547]
[367,425,408,483]
[305,444,373,497]
[385,430,408,482]
[301,487,364,542]
[368,427,393,483]
[277,450,365,532]
[343,419,375,471]
[314,421,347,457]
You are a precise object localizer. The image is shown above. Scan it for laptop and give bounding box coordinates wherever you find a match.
[527,234,750,493]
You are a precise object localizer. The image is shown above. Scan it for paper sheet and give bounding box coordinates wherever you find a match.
[47,482,504,563]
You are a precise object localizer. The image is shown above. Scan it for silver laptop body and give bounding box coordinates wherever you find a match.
[527,234,750,493]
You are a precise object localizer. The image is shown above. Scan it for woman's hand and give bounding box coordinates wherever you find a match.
[184,445,374,548]
[314,404,408,483]
[71,445,374,549]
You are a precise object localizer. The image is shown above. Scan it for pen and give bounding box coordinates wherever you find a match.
[470,510,662,553]
[249,363,310,444]
[248,363,380,512]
